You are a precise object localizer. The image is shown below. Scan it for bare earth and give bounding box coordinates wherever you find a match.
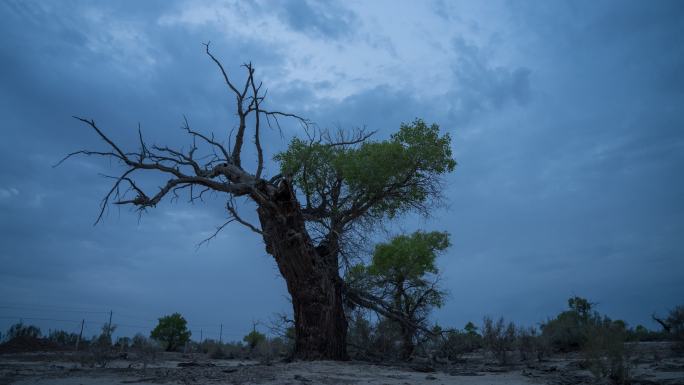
[1,342,682,385]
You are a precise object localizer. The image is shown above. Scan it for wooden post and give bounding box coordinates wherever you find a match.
[107,310,113,345]
[76,319,84,351]
[219,324,223,344]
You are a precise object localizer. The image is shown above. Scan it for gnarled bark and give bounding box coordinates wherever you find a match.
[257,180,348,360]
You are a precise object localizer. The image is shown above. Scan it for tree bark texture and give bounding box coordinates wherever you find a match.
[257,180,348,360]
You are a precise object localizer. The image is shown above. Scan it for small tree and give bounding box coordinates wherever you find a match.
[96,322,117,347]
[150,313,191,352]
[244,328,266,350]
[349,231,450,360]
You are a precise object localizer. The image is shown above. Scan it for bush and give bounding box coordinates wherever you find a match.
[433,329,470,362]
[540,296,599,352]
[582,318,632,384]
[663,306,684,352]
[48,329,79,347]
[482,317,516,364]
[516,326,545,362]
[347,311,374,359]
[95,323,116,347]
[6,322,41,340]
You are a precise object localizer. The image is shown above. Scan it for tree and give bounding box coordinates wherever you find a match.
[150,313,191,352]
[243,324,266,350]
[61,45,456,360]
[348,231,450,359]
[96,322,117,347]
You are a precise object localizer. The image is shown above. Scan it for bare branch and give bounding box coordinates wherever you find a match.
[226,198,263,235]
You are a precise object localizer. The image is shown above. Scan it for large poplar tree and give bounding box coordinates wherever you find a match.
[61,46,456,360]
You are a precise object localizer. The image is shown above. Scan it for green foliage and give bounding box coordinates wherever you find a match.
[243,329,266,350]
[464,321,479,336]
[568,296,593,319]
[275,118,456,222]
[150,313,191,352]
[6,322,41,340]
[369,231,449,283]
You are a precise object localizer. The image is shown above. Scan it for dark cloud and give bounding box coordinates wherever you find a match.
[447,37,531,125]
[276,0,358,39]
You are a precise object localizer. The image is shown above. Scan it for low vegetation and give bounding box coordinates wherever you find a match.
[1,301,681,384]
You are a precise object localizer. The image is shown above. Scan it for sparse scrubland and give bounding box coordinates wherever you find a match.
[1,300,683,384]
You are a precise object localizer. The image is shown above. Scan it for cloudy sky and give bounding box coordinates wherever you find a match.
[0,0,682,341]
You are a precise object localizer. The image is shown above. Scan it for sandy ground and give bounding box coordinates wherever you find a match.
[1,343,683,385]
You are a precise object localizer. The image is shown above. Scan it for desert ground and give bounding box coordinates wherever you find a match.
[1,342,682,385]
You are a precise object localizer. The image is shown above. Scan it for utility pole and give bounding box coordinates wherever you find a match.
[219,324,223,344]
[76,319,84,351]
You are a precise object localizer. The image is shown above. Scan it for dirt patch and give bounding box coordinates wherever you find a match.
[1,344,683,385]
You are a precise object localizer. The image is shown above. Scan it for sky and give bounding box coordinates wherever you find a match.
[0,0,682,342]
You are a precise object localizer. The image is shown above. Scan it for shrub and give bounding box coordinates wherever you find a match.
[95,323,116,347]
[48,329,79,347]
[540,296,599,352]
[6,322,41,340]
[582,318,632,384]
[482,317,516,364]
[347,311,374,359]
[665,306,684,352]
[433,329,470,362]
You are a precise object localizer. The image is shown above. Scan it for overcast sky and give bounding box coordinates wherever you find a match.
[0,0,682,341]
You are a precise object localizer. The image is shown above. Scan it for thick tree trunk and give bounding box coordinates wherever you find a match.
[256,181,348,360]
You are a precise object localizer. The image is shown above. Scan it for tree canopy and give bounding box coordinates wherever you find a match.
[275,119,455,256]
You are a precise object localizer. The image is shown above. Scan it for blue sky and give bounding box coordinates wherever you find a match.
[0,0,682,341]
